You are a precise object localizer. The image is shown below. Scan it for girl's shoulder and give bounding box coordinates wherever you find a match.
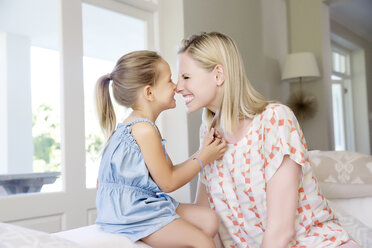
[124,118,162,139]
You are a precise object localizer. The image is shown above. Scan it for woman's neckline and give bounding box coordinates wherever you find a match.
[223,117,255,146]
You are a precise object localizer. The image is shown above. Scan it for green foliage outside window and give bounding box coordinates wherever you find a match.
[32,103,103,172]
[33,104,60,172]
[86,133,103,163]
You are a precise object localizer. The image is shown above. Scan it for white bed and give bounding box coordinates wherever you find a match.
[1,150,371,248]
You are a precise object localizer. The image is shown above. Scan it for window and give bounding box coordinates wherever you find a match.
[331,46,354,151]
[0,0,61,196]
[0,0,158,231]
[82,3,147,188]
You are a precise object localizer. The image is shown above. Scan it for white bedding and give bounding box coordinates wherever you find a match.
[1,208,371,248]
[329,199,372,247]
[329,197,372,228]
[53,224,151,248]
[0,222,82,248]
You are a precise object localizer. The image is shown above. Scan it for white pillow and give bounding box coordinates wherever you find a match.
[309,150,372,184]
[0,222,83,248]
[309,150,372,198]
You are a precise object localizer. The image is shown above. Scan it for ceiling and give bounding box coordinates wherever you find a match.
[329,0,372,43]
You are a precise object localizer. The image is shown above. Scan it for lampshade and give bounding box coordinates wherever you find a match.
[281,52,320,83]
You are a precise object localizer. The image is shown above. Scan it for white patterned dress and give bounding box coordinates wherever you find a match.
[200,104,350,248]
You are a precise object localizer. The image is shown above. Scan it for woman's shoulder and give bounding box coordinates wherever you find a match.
[260,103,295,120]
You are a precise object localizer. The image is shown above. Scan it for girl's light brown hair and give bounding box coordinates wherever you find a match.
[178,32,270,135]
[95,50,162,140]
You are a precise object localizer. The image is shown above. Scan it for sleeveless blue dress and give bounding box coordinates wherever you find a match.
[95,119,180,242]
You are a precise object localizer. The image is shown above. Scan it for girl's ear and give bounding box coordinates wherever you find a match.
[215,64,225,86]
[142,85,154,101]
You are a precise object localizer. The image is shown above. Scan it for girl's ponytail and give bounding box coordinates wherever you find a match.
[94,50,162,145]
[95,74,116,140]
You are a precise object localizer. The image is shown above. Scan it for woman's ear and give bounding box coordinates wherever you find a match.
[215,64,225,86]
[142,85,154,101]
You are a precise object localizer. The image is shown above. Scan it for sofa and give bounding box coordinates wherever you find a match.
[308,150,372,246]
[1,150,371,247]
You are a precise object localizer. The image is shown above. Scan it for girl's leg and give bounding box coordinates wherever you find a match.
[141,218,215,248]
[176,203,220,237]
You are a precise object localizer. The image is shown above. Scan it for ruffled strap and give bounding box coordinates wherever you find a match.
[126,118,160,136]
[126,118,168,161]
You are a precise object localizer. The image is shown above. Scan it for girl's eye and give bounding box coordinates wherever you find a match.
[183,76,190,80]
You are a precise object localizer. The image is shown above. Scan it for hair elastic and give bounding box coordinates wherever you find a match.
[193,157,203,170]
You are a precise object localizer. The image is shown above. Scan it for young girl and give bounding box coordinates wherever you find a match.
[95,50,226,248]
[176,32,358,248]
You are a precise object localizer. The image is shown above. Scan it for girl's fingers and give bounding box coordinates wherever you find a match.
[205,128,214,144]
[212,137,222,145]
[215,138,226,147]
[214,130,223,139]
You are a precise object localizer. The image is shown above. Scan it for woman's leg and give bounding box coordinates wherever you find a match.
[141,218,215,248]
[176,203,220,237]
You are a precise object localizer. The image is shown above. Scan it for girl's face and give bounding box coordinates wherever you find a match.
[176,52,220,113]
[153,60,177,111]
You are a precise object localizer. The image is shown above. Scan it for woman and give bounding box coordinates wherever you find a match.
[176,32,357,248]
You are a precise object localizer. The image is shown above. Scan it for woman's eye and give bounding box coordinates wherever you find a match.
[183,76,190,80]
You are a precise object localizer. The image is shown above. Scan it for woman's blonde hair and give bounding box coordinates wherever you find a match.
[178,32,269,135]
[95,50,162,140]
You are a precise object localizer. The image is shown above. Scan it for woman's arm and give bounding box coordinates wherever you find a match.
[261,155,301,248]
[132,122,226,193]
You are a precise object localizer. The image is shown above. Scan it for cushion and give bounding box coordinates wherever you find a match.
[53,224,151,248]
[0,222,83,248]
[309,150,372,198]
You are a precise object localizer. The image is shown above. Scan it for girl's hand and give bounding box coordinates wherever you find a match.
[213,128,223,140]
[199,128,227,165]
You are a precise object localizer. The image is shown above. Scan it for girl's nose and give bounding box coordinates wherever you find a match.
[172,81,177,91]
[176,79,183,93]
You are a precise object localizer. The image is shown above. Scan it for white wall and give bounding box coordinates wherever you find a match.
[182,0,288,200]
[157,0,191,203]
[286,0,334,150]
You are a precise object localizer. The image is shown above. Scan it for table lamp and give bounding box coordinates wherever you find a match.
[281,52,320,120]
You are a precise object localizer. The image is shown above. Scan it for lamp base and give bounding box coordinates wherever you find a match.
[287,90,317,120]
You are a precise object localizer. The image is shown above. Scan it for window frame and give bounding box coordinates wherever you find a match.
[0,0,157,232]
[331,43,355,151]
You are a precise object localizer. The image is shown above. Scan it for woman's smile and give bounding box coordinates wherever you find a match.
[183,95,195,105]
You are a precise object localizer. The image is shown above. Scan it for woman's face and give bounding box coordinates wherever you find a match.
[176,52,220,113]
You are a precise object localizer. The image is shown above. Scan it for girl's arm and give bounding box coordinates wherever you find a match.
[261,155,301,248]
[132,122,226,193]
